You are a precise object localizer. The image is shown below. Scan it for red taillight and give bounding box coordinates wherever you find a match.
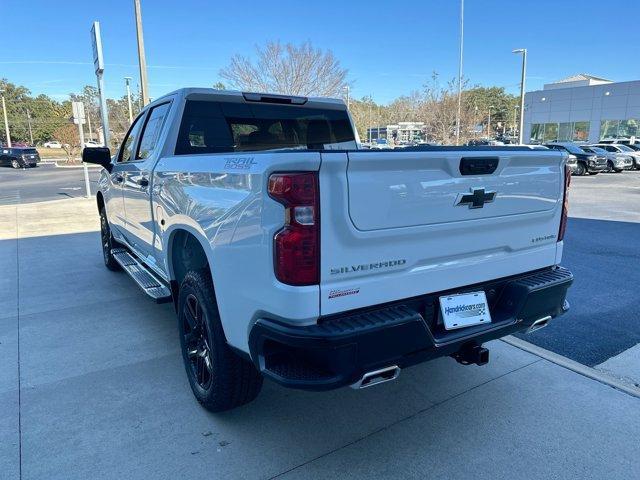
[558,164,571,242]
[268,172,319,286]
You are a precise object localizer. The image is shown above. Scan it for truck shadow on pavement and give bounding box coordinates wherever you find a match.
[2,225,640,480]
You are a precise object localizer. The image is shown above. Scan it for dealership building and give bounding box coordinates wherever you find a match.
[523,74,640,144]
[367,122,425,143]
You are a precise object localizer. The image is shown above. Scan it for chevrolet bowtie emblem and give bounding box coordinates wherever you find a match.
[456,188,496,209]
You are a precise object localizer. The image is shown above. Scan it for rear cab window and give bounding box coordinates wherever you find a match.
[175,99,356,155]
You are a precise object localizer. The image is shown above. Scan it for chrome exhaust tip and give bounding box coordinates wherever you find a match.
[350,365,401,389]
[526,315,552,334]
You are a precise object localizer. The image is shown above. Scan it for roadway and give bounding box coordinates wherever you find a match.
[0,163,101,205]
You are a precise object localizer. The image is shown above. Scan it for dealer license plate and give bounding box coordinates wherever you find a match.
[439,291,491,330]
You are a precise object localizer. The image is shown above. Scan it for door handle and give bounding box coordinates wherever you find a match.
[137,178,149,187]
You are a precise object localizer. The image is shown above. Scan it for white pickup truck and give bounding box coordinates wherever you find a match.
[83,88,573,412]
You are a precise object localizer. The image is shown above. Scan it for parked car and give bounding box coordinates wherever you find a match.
[84,140,102,148]
[543,142,606,175]
[83,88,573,412]
[0,147,41,168]
[582,145,633,172]
[592,143,640,170]
[43,140,62,149]
[624,143,640,152]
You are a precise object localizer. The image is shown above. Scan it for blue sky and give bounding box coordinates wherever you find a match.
[3,0,639,104]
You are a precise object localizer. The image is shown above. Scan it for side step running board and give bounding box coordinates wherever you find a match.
[111,248,172,303]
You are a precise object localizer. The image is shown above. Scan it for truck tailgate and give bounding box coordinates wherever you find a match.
[319,149,566,315]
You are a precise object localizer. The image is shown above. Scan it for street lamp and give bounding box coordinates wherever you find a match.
[0,89,11,148]
[343,85,350,109]
[455,0,464,145]
[487,105,494,138]
[134,0,150,106]
[124,77,134,124]
[512,48,527,144]
[26,108,34,145]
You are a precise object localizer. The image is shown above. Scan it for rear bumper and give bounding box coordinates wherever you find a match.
[249,267,573,391]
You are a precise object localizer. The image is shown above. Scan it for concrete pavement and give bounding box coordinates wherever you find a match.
[1,198,639,480]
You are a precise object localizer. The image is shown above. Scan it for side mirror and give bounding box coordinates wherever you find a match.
[82,147,113,172]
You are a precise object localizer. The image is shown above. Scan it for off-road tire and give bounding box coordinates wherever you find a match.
[178,269,263,412]
[11,159,21,169]
[100,207,121,271]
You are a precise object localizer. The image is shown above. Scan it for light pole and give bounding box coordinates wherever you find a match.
[513,48,527,144]
[343,85,350,109]
[513,105,519,137]
[134,0,150,106]
[124,77,134,124]
[455,0,464,145]
[487,105,494,138]
[0,90,11,148]
[26,108,34,145]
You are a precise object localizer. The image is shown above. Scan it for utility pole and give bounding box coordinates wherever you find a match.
[0,90,11,148]
[344,85,350,109]
[91,21,110,148]
[72,101,91,198]
[26,108,34,145]
[134,0,150,106]
[487,105,494,138]
[368,99,372,143]
[513,48,527,144]
[454,0,464,145]
[124,77,134,124]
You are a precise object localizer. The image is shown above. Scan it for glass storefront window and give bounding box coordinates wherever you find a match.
[558,123,572,141]
[530,123,544,143]
[600,120,619,139]
[573,121,589,141]
[544,123,558,142]
[618,119,639,138]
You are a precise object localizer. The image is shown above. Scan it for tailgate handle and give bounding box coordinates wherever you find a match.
[459,157,499,175]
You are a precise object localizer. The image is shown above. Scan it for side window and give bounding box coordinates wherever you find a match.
[118,113,146,162]
[136,103,171,160]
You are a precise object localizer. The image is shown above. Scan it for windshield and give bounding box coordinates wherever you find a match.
[175,100,356,155]
[559,144,586,154]
[587,146,606,154]
[615,144,634,152]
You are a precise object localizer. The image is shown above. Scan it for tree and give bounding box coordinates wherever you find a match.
[220,41,348,97]
[0,79,69,145]
[52,123,80,162]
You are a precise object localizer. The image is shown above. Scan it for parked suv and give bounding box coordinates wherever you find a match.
[582,145,633,173]
[593,144,640,170]
[543,142,606,175]
[0,147,41,168]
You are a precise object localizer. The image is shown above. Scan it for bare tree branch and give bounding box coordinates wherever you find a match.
[220,41,348,97]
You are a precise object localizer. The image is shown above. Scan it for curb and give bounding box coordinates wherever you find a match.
[502,336,640,398]
[53,163,101,169]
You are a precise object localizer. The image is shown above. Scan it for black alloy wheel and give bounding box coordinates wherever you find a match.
[100,208,121,271]
[181,293,214,391]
